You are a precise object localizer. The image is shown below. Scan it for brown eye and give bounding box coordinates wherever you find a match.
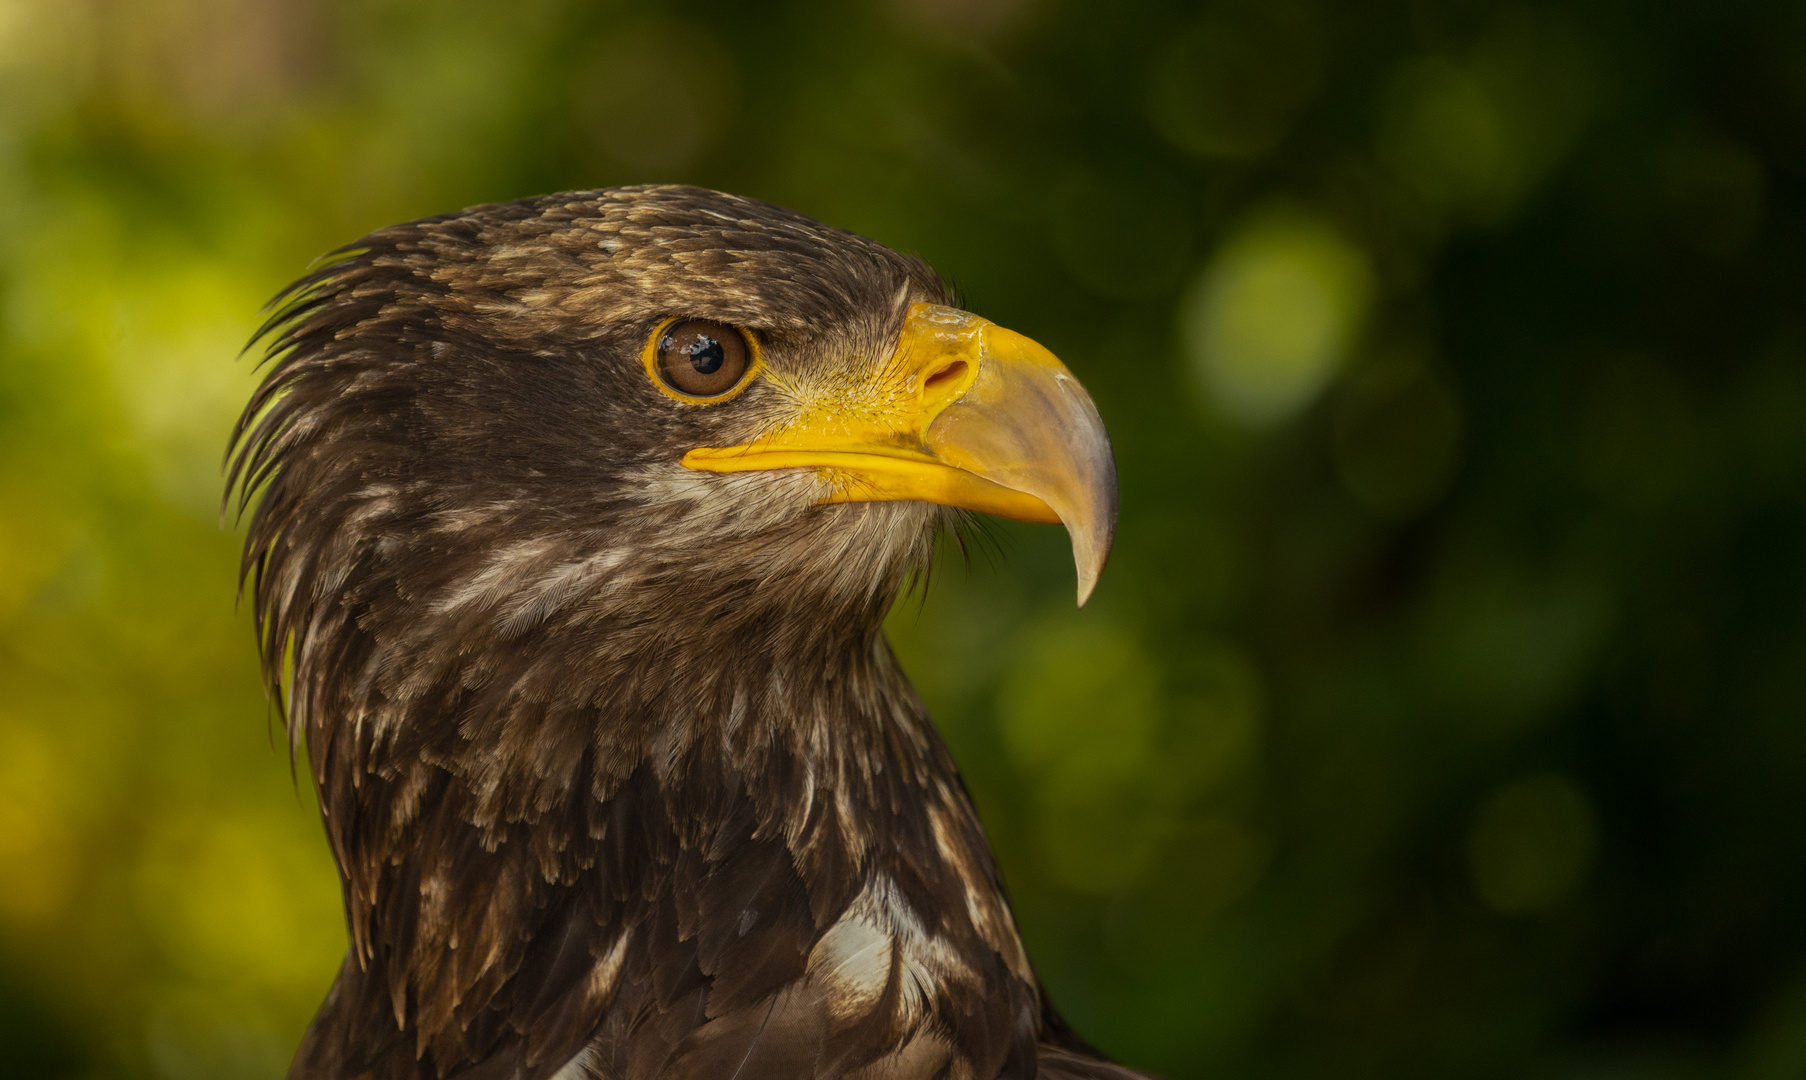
[654,319,752,398]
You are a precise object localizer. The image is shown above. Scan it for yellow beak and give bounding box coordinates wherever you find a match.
[682,303,1118,605]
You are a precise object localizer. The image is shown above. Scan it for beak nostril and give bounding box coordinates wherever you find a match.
[924,360,969,395]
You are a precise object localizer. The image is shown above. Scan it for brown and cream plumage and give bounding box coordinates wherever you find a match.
[228,185,1138,1080]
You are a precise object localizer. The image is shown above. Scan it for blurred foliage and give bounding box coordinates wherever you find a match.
[1,0,1804,1077]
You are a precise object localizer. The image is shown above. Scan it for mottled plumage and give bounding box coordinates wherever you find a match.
[229,185,1145,1080]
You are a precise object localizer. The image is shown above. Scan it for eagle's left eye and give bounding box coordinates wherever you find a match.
[647,319,757,401]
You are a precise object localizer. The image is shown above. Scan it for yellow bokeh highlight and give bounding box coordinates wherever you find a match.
[995,616,1266,901]
[134,811,346,992]
[1468,772,1598,914]
[1180,204,1374,425]
[1377,14,1594,227]
[0,719,79,923]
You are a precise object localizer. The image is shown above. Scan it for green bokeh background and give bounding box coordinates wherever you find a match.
[2,0,1804,1077]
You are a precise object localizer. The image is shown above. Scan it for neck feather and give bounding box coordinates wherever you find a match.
[278,521,1043,1078]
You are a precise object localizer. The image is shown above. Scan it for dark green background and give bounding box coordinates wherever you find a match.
[1,0,1803,1077]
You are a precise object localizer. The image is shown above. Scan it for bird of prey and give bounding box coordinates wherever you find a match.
[229,185,1139,1080]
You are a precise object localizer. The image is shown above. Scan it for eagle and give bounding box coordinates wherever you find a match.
[228,185,1139,1080]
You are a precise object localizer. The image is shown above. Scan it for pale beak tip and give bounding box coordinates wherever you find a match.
[1068,513,1114,608]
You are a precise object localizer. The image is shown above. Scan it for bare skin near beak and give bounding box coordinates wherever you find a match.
[683,303,1119,605]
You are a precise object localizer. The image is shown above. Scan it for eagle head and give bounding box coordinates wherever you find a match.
[230,185,1136,1080]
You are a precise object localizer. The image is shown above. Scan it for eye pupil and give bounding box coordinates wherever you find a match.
[689,336,725,375]
[652,319,752,399]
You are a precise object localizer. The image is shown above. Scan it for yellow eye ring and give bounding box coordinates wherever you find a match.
[641,316,763,404]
